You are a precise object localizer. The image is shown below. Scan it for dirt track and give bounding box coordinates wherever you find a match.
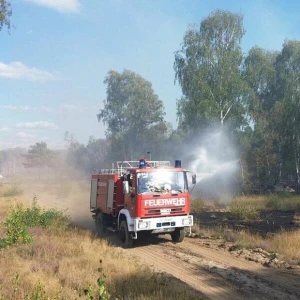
[125,235,300,300]
[23,184,300,300]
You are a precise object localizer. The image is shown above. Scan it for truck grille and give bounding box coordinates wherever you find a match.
[144,207,183,216]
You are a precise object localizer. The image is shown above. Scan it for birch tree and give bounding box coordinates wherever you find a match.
[0,0,12,31]
[274,40,300,191]
[242,47,280,188]
[174,10,247,134]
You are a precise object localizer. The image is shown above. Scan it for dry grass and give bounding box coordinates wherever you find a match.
[230,229,300,264]
[191,223,225,239]
[0,180,202,299]
[0,221,201,299]
[231,194,300,212]
[192,223,300,265]
[231,195,268,210]
[271,230,300,264]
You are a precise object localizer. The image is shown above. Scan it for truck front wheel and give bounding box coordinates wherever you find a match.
[119,220,133,248]
[171,227,185,243]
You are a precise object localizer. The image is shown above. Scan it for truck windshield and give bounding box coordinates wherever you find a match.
[137,170,187,194]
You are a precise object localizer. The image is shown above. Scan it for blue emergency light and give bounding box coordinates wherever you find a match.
[139,159,146,168]
[175,160,182,168]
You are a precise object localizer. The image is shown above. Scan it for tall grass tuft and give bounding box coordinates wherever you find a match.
[266,194,300,211]
[191,197,205,212]
[228,199,260,221]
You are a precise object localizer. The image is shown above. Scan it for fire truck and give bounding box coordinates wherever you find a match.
[90,159,196,248]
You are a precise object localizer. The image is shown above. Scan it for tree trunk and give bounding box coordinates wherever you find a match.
[240,156,245,187]
[295,152,300,193]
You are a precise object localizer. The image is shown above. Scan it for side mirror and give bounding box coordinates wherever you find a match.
[192,174,196,185]
[123,181,129,194]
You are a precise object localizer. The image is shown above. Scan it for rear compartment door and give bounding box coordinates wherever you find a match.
[107,179,114,210]
[90,179,98,210]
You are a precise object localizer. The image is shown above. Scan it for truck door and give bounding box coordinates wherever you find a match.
[124,173,136,217]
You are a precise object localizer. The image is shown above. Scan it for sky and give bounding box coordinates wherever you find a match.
[0,0,300,150]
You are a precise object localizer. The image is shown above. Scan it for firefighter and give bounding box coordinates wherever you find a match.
[138,174,149,194]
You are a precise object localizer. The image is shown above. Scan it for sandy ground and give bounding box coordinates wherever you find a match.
[19,180,300,300]
[127,236,300,300]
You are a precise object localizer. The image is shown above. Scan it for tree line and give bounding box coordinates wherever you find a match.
[1,7,300,193]
[94,10,300,193]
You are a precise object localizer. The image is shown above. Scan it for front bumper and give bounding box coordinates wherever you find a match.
[133,215,193,232]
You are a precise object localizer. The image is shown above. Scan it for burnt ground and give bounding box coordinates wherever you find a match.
[192,210,300,236]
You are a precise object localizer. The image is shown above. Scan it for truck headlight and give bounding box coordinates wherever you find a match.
[138,222,150,229]
[182,218,192,226]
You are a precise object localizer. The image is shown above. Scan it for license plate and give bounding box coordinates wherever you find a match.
[160,208,171,215]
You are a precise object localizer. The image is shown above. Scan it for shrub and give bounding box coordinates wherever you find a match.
[191,197,205,212]
[0,200,70,249]
[228,200,260,221]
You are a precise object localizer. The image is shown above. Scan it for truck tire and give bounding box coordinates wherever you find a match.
[171,227,185,243]
[95,212,107,237]
[119,220,133,248]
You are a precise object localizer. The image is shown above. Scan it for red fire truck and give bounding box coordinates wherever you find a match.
[90,159,196,248]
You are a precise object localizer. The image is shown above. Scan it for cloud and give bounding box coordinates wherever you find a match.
[61,104,87,112]
[0,105,53,112]
[16,132,35,139]
[61,104,100,113]
[0,62,58,81]
[23,0,80,13]
[0,105,30,111]
[16,121,59,129]
[0,127,11,132]
[61,104,82,111]
[37,107,53,112]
